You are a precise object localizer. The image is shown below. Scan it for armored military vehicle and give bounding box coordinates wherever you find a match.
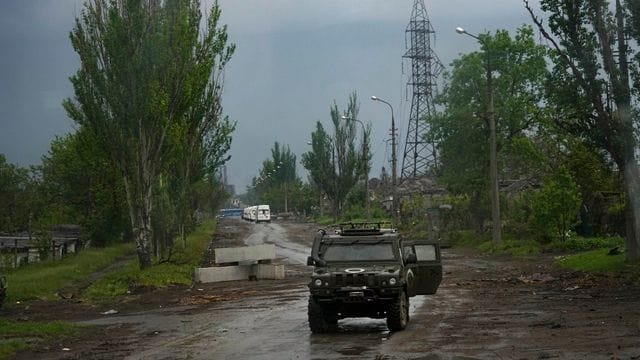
[307,222,442,333]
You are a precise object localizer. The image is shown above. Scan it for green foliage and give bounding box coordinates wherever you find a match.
[446,230,483,247]
[83,218,215,302]
[0,154,39,234]
[526,0,640,261]
[4,243,134,304]
[250,142,302,213]
[529,168,582,242]
[477,238,542,256]
[557,249,628,273]
[64,0,235,268]
[40,132,129,247]
[302,92,369,219]
[0,320,81,338]
[550,236,624,252]
[433,26,549,197]
[314,214,335,226]
[34,232,51,261]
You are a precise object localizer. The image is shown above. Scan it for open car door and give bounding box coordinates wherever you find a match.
[403,240,442,295]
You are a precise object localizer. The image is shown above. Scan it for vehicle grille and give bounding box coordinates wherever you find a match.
[334,273,376,287]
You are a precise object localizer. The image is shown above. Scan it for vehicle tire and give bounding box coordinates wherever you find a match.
[308,297,338,333]
[386,291,409,331]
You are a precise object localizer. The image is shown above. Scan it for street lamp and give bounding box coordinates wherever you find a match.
[456,26,502,244]
[371,95,398,223]
[341,115,370,221]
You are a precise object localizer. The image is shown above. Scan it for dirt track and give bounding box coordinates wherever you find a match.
[6,218,640,359]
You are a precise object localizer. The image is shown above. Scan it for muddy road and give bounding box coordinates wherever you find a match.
[11,218,640,359]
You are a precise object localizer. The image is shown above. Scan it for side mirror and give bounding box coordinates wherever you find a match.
[405,253,417,264]
[307,256,315,266]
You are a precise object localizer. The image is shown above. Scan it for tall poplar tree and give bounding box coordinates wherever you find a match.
[302,92,369,220]
[64,0,235,268]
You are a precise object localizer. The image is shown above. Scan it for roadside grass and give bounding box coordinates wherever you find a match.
[477,238,542,256]
[0,219,216,358]
[314,215,335,226]
[445,230,640,281]
[4,243,134,304]
[557,249,628,273]
[0,320,82,360]
[556,249,640,284]
[82,218,216,302]
[446,230,627,258]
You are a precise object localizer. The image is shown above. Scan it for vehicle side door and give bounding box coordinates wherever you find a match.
[403,240,442,295]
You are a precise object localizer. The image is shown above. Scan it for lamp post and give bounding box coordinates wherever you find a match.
[341,115,370,221]
[456,26,502,244]
[371,95,398,223]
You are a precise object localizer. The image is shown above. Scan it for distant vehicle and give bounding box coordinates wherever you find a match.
[242,205,270,223]
[256,204,271,223]
[242,205,257,222]
[306,222,442,333]
[218,208,243,218]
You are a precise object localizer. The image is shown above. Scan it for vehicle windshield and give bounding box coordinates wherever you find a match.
[321,243,396,262]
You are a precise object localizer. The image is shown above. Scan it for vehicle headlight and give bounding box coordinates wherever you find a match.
[314,279,323,287]
[389,277,397,286]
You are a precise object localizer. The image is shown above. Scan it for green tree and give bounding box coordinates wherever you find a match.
[164,2,235,249]
[432,26,548,233]
[255,142,298,213]
[529,168,582,242]
[64,0,234,268]
[302,92,369,220]
[0,154,40,234]
[525,0,640,260]
[40,131,129,246]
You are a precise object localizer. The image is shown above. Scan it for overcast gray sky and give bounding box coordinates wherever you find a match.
[0,0,541,192]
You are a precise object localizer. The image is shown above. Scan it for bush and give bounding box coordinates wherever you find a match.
[446,230,483,246]
[478,238,541,256]
[549,236,624,252]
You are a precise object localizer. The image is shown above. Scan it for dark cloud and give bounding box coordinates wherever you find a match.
[0,0,540,191]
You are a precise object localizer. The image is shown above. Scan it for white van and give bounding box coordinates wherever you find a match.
[256,204,271,223]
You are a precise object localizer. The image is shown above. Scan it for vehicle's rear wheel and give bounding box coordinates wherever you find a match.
[386,291,409,331]
[308,297,338,333]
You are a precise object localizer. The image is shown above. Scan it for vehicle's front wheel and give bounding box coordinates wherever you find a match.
[308,297,338,333]
[386,291,409,331]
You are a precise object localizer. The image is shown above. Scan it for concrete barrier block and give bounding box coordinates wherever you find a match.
[253,264,285,280]
[214,244,276,264]
[195,263,285,283]
[195,265,251,283]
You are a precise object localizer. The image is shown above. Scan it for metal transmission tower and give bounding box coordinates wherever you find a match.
[401,0,444,181]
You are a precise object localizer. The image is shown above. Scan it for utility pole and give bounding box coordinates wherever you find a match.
[456,27,502,244]
[371,96,398,223]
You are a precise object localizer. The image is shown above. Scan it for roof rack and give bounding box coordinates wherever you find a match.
[335,222,395,236]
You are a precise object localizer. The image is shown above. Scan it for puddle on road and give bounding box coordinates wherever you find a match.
[337,345,369,356]
[243,222,311,264]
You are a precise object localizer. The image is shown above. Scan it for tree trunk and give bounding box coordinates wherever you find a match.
[123,175,154,269]
[623,161,640,261]
[470,191,485,236]
[136,226,153,269]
